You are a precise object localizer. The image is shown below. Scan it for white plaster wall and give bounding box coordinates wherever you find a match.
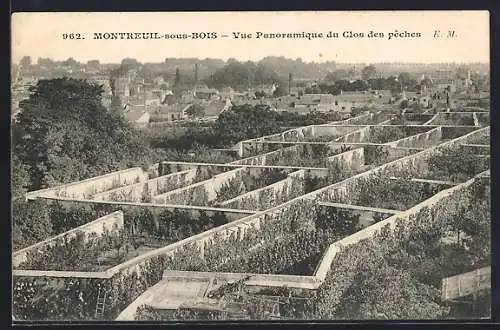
[92,169,197,202]
[26,168,148,201]
[12,211,124,268]
[152,168,247,205]
[326,148,365,171]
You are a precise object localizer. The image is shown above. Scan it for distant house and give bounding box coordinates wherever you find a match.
[145,89,167,106]
[289,87,303,97]
[297,94,335,105]
[151,104,189,122]
[276,95,298,109]
[219,87,235,99]
[371,90,393,104]
[402,91,432,108]
[123,104,150,126]
[432,70,457,93]
[88,75,112,96]
[193,85,219,100]
[153,76,166,87]
[329,91,374,113]
[199,100,227,116]
[286,92,374,113]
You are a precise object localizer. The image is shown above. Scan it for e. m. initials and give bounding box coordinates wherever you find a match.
[434,30,457,38]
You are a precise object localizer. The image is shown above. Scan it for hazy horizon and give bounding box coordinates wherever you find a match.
[11,55,490,66]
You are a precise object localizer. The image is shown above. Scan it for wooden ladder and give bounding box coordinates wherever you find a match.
[95,285,107,319]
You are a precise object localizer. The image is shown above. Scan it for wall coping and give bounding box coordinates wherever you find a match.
[219,169,305,206]
[153,167,246,199]
[313,170,489,280]
[12,211,124,255]
[25,167,145,200]
[30,196,259,214]
[386,126,442,147]
[92,169,196,198]
[159,161,328,171]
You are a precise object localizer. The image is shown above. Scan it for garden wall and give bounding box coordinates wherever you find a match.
[329,112,370,125]
[13,211,124,268]
[151,167,262,206]
[231,144,303,166]
[92,169,197,203]
[309,125,362,139]
[219,170,307,211]
[423,114,439,125]
[234,113,372,157]
[311,127,488,204]
[26,167,148,201]
[32,197,256,222]
[334,126,372,143]
[326,148,365,171]
[426,112,475,126]
[13,129,489,321]
[441,126,478,140]
[475,112,490,126]
[459,144,490,155]
[313,171,489,282]
[389,127,443,148]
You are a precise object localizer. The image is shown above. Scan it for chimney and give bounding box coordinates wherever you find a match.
[194,63,199,83]
[288,73,293,95]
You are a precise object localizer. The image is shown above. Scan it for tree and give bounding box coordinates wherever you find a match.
[37,58,55,68]
[273,79,289,97]
[86,60,100,68]
[361,65,377,80]
[397,72,412,89]
[315,206,361,236]
[11,154,30,200]
[421,76,433,89]
[62,57,81,70]
[20,56,32,68]
[455,66,469,80]
[212,104,281,146]
[185,104,205,118]
[205,61,280,91]
[324,69,348,83]
[12,78,156,189]
[121,58,141,68]
[12,200,53,250]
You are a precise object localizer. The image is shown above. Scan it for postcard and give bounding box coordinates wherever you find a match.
[11,11,491,321]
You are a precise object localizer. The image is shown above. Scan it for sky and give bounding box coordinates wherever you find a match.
[11,11,489,64]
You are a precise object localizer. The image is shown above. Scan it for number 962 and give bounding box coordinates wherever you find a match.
[62,33,83,40]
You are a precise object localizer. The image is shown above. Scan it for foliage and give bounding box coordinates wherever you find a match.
[135,305,230,321]
[11,154,31,200]
[305,179,490,320]
[12,200,53,251]
[213,104,282,146]
[47,203,111,234]
[369,126,406,143]
[214,169,290,205]
[214,228,333,275]
[363,145,390,165]
[13,252,169,320]
[221,174,305,211]
[361,65,377,80]
[351,173,443,211]
[427,146,490,183]
[185,104,206,118]
[147,106,344,150]
[205,61,281,91]
[314,206,361,235]
[15,227,125,272]
[12,78,160,190]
